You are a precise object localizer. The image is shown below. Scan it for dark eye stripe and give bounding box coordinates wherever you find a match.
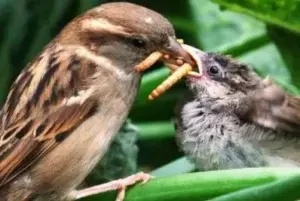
[207,53,229,68]
[214,56,229,67]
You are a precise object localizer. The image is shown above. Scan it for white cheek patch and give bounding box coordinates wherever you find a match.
[144,17,153,24]
[203,80,230,98]
[254,117,277,130]
[64,87,95,106]
[81,18,127,34]
[94,7,103,13]
[65,45,128,79]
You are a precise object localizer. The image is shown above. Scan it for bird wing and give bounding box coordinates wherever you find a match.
[274,94,300,132]
[251,82,300,134]
[0,44,98,186]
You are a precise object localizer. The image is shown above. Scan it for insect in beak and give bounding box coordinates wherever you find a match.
[134,39,203,100]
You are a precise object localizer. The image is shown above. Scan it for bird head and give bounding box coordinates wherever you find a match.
[57,2,194,77]
[184,46,261,101]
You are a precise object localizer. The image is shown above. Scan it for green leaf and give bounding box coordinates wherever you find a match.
[136,68,169,108]
[132,0,201,46]
[212,0,300,34]
[25,0,73,62]
[0,0,28,103]
[239,43,294,91]
[151,157,195,177]
[137,121,175,140]
[268,26,300,90]
[79,168,300,201]
[190,0,266,51]
[208,175,300,201]
[79,0,105,13]
[220,34,270,57]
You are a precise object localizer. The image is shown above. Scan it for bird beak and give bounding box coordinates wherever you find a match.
[161,43,205,79]
[162,37,196,66]
[134,37,197,73]
[134,37,205,100]
[179,44,206,77]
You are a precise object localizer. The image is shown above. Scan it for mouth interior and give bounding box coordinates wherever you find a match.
[181,44,203,76]
[134,43,203,78]
[134,43,204,100]
[163,44,203,78]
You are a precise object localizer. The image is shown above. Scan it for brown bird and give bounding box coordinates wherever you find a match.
[0,2,194,201]
[175,46,300,171]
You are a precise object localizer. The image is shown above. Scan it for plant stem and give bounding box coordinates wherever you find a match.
[79,168,300,201]
[137,121,174,140]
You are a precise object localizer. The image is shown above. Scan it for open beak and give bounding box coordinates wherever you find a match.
[179,44,205,77]
[135,37,203,75]
[134,37,204,100]
[162,37,196,66]
[134,37,196,73]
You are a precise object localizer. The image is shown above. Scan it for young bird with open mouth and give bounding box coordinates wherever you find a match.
[0,2,196,201]
[175,46,300,171]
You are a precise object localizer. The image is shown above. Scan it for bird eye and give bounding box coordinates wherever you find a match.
[130,37,146,48]
[209,66,220,75]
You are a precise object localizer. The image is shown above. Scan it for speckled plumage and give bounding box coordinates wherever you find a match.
[0,2,192,201]
[175,52,300,171]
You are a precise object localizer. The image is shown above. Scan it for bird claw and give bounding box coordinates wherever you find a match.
[74,172,153,201]
[115,172,153,201]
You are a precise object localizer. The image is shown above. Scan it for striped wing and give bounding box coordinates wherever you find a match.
[0,44,98,186]
[251,82,300,133]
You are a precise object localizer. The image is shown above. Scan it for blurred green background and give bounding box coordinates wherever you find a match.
[1,0,300,200]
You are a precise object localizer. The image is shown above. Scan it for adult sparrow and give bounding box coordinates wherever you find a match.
[175,46,300,171]
[0,2,194,201]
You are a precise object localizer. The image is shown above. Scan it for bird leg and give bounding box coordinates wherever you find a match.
[74,172,152,201]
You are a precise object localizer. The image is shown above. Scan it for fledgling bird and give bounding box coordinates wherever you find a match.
[175,47,300,171]
[0,2,194,201]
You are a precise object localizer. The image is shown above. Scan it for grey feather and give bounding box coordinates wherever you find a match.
[175,52,300,171]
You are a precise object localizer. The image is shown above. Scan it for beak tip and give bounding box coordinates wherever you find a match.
[165,38,196,67]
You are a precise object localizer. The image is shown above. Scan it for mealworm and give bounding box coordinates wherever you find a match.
[134,51,162,72]
[177,39,184,44]
[148,63,193,100]
[134,39,183,72]
[167,63,201,77]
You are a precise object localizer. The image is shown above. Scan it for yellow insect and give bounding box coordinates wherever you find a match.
[134,40,202,100]
[148,63,193,100]
[134,52,163,73]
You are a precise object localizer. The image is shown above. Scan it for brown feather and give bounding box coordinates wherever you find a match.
[0,43,98,186]
[250,82,300,133]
